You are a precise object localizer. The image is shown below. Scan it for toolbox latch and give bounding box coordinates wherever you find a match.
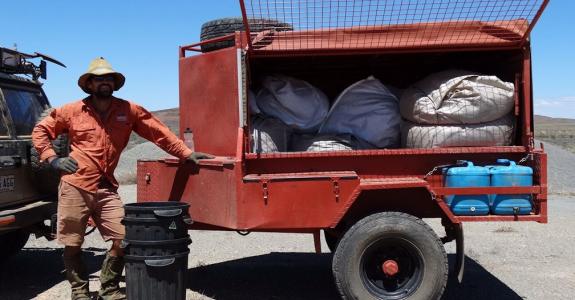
[262,180,269,205]
[332,178,340,202]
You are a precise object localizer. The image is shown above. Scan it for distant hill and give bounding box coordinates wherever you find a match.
[127,109,575,153]
[534,115,575,152]
[126,107,179,150]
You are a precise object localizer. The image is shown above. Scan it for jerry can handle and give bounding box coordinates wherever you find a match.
[496,159,515,166]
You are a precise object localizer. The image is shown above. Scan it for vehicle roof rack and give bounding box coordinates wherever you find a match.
[0,47,66,80]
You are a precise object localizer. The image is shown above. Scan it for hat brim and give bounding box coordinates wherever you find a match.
[78,71,125,94]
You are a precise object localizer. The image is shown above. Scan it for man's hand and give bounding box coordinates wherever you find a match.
[50,157,79,173]
[187,152,215,164]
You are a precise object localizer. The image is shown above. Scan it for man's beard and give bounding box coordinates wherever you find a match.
[94,84,113,97]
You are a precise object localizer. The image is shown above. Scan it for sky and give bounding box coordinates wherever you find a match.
[1,0,573,118]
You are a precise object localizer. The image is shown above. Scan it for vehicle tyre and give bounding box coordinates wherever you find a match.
[200,17,293,52]
[30,108,69,193]
[332,212,448,300]
[324,229,340,253]
[0,230,30,260]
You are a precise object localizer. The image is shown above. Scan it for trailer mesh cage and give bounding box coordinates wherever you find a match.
[239,0,548,51]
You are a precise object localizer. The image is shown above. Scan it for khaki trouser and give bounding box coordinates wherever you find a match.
[57,180,125,246]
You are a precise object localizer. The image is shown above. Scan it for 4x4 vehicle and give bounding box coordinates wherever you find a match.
[0,47,66,260]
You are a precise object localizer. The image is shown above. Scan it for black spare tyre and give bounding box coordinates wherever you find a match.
[200,17,293,52]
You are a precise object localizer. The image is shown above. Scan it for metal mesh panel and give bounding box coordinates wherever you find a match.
[240,0,547,51]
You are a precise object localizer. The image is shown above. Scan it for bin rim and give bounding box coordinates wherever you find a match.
[124,202,190,210]
[123,237,192,246]
[125,250,190,261]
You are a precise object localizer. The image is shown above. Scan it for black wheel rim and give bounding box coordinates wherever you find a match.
[359,237,424,299]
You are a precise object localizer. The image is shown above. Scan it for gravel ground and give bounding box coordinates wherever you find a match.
[0,185,573,300]
[1,141,573,299]
[538,140,575,195]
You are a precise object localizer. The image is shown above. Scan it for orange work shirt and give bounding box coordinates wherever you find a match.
[32,97,193,193]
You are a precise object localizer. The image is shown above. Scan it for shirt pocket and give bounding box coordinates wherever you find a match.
[72,123,98,146]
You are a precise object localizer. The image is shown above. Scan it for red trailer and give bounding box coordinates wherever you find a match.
[137,1,549,299]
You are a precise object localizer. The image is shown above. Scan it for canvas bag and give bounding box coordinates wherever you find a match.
[319,76,400,148]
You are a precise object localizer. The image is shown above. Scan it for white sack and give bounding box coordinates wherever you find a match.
[291,134,378,152]
[256,75,329,133]
[400,70,514,125]
[250,116,292,153]
[402,115,515,148]
[319,76,400,148]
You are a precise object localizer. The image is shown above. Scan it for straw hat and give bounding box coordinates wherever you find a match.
[77,57,125,93]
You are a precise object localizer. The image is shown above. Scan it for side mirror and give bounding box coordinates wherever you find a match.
[40,60,47,79]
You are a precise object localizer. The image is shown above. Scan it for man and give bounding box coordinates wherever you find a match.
[32,57,213,300]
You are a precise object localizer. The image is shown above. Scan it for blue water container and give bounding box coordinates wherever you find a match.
[490,159,533,215]
[444,161,490,215]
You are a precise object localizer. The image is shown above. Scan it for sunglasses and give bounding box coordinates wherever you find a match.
[92,76,115,82]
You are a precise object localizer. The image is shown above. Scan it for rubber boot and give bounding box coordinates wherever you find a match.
[63,253,91,300]
[98,253,126,300]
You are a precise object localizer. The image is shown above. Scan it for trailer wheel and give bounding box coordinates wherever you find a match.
[332,212,448,300]
[200,17,293,52]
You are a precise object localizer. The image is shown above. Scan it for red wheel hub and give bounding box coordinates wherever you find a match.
[382,260,399,276]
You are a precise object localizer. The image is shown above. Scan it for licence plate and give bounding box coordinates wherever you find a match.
[0,175,15,192]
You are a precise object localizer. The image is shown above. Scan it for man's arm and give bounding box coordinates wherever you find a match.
[31,108,69,164]
[131,104,212,161]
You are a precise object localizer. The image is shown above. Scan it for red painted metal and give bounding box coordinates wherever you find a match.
[382,260,399,277]
[180,34,237,55]
[137,1,549,241]
[432,186,541,196]
[313,231,321,254]
[238,0,253,50]
[523,47,535,150]
[179,47,240,156]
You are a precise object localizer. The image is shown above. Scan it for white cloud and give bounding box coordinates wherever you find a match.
[534,96,575,118]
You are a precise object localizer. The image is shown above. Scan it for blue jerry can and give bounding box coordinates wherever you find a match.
[444,161,490,215]
[489,159,533,215]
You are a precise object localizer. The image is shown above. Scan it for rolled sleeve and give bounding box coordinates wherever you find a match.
[131,104,192,159]
[32,108,68,162]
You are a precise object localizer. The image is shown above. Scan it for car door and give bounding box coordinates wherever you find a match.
[0,83,48,209]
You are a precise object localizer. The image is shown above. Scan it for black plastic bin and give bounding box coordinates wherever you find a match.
[125,252,189,300]
[123,202,192,241]
[123,237,191,256]
[123,202,191,300]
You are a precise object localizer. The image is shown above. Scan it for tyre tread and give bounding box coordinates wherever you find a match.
[333,212,448,300]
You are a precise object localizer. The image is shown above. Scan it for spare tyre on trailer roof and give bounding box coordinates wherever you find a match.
[140,1,550,299]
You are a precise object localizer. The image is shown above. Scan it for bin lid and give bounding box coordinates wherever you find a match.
[239,0,549,53]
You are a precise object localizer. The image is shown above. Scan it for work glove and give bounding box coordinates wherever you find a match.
[187,152,215,164]
[50,157,79,173]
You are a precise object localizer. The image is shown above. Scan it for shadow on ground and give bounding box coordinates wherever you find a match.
[187,253,523,300]
[0,247,106,300]
[0,250,522,300]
